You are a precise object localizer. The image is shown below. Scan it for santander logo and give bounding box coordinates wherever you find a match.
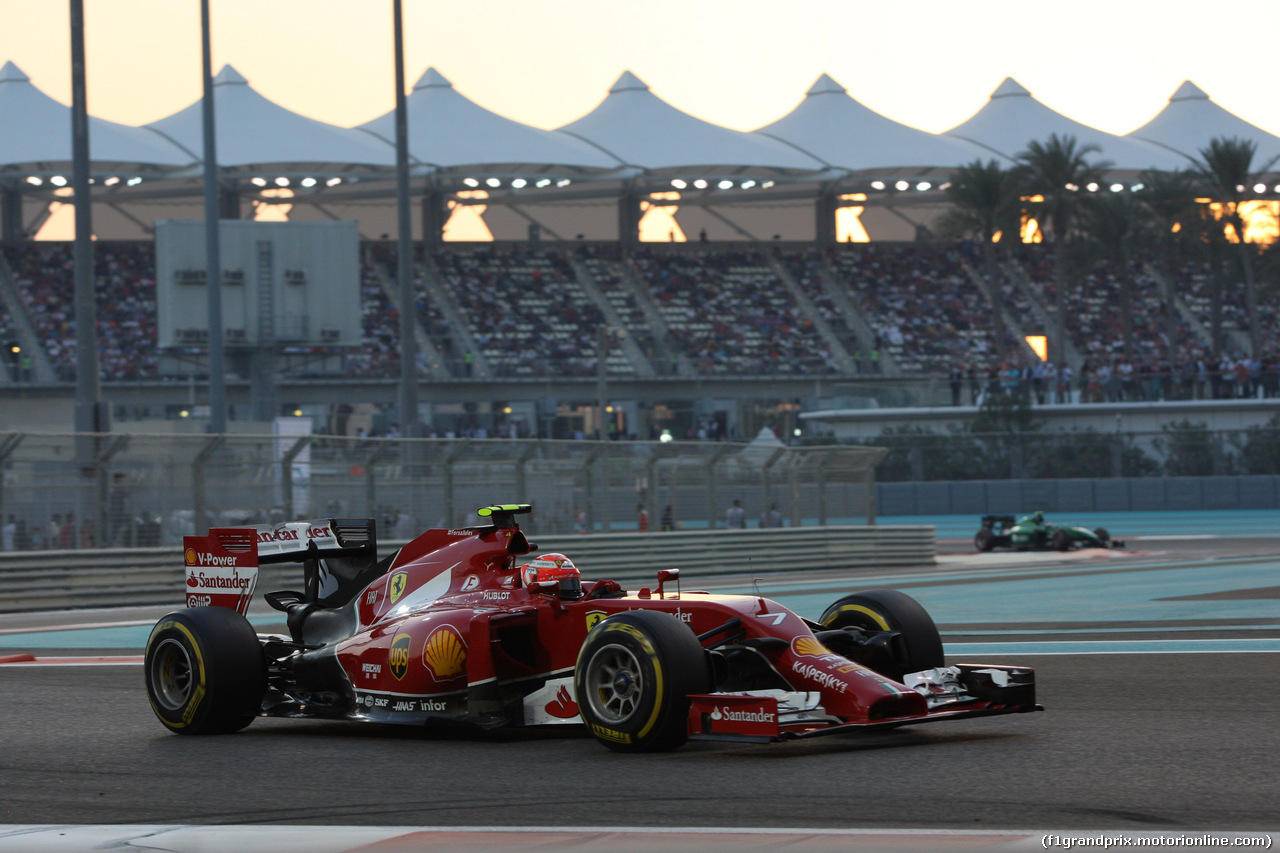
[544,685,579,719]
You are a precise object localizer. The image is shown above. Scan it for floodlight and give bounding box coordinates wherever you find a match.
[104,176,120,186]
[1110,183,1124,192]
[1254,183,1267,193]
[718,180,733,190]
[300,177,317,188]
[326,177,343,187]
[694,179,708,189]
[463,177,479,188]
[275,177,290,187]
[251,177,268,187]
[25,177,42,186]
[536,178,552,188]
[870,181,885,190]
[761,180,775,188]
[127,177,143,186]
[741,180,756,189]
[916,182,931,191]
[50,175,68,187]
[894,180,908,191]
[557,179,572,187]
[1086,182,1098,192]
[671,179,687,189]
[486,178,501,188]
[1065,183,1079,192]
[512,178,527,189]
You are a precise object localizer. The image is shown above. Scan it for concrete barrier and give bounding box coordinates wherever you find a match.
[0,525,934,613]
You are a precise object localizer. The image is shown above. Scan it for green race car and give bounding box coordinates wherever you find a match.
[974,512,1124,552]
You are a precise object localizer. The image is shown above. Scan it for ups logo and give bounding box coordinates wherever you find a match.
[389,633,412,680]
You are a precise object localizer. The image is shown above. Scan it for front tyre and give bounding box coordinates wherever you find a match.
[819,589,944,682]
[575,610,711,752]
[144,607,266,735]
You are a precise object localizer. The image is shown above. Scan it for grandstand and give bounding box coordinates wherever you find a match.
[1,59,1278,435]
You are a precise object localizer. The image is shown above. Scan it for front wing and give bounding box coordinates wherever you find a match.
[687,663,1041,743]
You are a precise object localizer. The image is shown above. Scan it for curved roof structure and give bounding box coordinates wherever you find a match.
[757,74,998,172]
[558,71,825,175]
[146,65,395,171]
[358,68,619,173]
[1128,81,1280,168]
[0,61,192,169]
[946,78,1186,172]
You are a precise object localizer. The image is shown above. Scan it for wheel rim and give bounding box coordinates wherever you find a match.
[150,637,195,710]
[583,643,644,725]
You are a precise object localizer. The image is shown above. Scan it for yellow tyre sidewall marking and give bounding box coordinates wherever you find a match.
[579,621,666,743]
[823,603,890,632]
[145,619,208,729]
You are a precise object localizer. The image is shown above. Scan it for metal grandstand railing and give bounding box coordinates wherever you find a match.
[0,433,887,552]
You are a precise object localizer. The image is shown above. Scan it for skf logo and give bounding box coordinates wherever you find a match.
[585,611,608,631]
[389,633,412,680]
[389,572,408,604]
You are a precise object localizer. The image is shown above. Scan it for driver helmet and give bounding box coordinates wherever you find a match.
[520,553,582,598]
[1032,511,1045,524]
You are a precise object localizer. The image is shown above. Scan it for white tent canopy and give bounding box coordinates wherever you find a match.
[359,68,619,173]
[946,78,1186,173]
[558,71,826,175]
[146,65,396,171]
[0,61,192,170]
[757,74,998,173]
[1128,81,1280,169]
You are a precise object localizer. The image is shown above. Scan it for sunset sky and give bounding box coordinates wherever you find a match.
[3,0,1280,140]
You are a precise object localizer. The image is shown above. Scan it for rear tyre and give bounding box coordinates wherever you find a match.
[1093,528,1111,547]
[974,529,994,552]
[575,610,711,752]
[1052,529,1071,551]
[818,589,944,682]
[144,607,266,735]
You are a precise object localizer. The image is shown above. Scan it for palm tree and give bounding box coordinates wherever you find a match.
[1135,168,1201,363]
[1015,134,1111,366]
[1193,136,1279,358]
[1081,191,1149,361]
[939,159,1024,357]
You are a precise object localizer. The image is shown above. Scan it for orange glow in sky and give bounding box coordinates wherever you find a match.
[3,0,1280,138]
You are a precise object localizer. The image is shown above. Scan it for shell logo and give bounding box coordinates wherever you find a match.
[791,636,828,657]
[184,548,197,566]
[422,625,467,680]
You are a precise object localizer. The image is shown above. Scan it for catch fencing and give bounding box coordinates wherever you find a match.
[0,432,887,551]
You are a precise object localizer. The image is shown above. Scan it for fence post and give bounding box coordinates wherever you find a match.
[94,435,130,546]
[514,441,539,503]
[363,442,389,518]
[193,436,225,535]
[706,445,734,530]
[0,433,23,541]
[442,439,472,528]
[280,436,308,519]
[582,444,608,533]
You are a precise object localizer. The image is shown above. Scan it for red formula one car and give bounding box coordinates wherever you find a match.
[146,504,1040,751]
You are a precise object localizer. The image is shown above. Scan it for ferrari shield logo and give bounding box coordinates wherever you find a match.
[585,611,608,631]
[389,572,408,604]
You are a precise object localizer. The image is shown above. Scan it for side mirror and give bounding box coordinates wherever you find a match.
[656,568,680,597]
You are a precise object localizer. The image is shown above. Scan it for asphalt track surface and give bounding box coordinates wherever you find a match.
[2,514,1279,850]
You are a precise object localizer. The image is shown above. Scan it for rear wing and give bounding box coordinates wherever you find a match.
[184,518,380,612]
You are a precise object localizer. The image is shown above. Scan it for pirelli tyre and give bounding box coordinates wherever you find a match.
[144,607,266,735]
[574,610,711,753]
[818,589,945,683]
